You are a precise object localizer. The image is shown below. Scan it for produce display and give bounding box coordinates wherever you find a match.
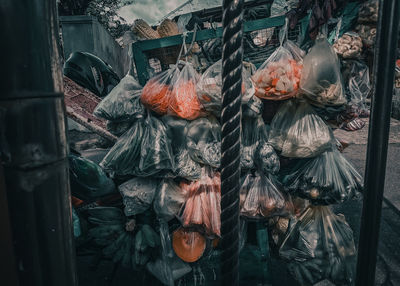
[333,32,363,59]
[75,8,373,285]
[300,36,346,106]
[280,206,357,285]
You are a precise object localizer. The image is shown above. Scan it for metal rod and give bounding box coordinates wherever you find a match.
[356,0,400,285]
[220,0,244,285]
[0,1,78,285]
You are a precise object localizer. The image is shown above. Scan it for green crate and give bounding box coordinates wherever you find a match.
[131,15,309,86]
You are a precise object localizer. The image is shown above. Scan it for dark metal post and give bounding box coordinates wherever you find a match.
[356,0,400,285]
[0,1,78,286]
[220,0,244,285]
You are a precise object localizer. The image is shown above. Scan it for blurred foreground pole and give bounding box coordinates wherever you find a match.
[220,0,244,285]
[0,1,78,286]
[356,0,400,285]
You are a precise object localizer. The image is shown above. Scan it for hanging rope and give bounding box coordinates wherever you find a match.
[220,0,244,285]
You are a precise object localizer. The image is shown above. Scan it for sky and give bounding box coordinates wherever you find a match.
[117,0,222,25]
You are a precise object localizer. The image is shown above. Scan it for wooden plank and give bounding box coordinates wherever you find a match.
[63,76,117,143]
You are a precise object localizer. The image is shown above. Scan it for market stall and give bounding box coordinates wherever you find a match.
[68,1,379,285]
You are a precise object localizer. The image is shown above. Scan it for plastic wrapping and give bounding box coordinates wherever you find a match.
[268,101,334,158]
[106,120,132,137]
[240,171,286,219]
[161,116,202,180]
[342,60,371,109]
[241,116,269,170]
[169,62,203,120]
[282,148,363,205]
[119,177,159,216]
[252,21,301,100]
[300,36,346,106]
[94,74,144,122]
[283,40,306,63]
[141,67,177,115]
[180,168,221,236]
[281,101,334,158]
[147,221,192,285]
[268,100,297,151]
[154,180,188,221]
[186,117,221,168]
[197,59,255,116]
[68,154,116,201]
[255,142,280,175]
[279,206,356,285]
[100,114,175,177]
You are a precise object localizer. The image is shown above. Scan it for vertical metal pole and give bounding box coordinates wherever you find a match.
[221,0,243,285]
[356,0,400,285]
[0,1,78,286]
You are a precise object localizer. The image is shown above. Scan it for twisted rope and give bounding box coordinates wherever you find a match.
[220,0,244,285]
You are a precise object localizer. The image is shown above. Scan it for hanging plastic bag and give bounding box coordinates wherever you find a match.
[279,206,357,285]
[141,67,178,115]
[252,19,301,100]
[283,40,306,63]
[255,142,280,175]
[268,100,297,151]
[137,113,175,177]
[69,153,117,201]
[197,59,254,116]
[147,221,192,285]
[281,101,334,158]
[119,177,159,216]
[186,117,221,168]
[180,168,221,236]
[94,74,145,122]
[300,35,346,106]
[161,116,202,180]
[282,148,363,205]
[154,179,188,221]
[169,61,203,120]
[342,60,371,110]
[100,113,174,177]
[240,171,286,219]
[241,116,269,170]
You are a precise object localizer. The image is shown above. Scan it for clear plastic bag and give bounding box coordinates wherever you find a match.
[281,101,334,158]
[147,221,192,285]
[255,142,280,175]
[241,116,269,170]
[94,74,144,122]
[180,168,221,236]
[300,35,346,106]
[100,114,174,177]
[282,148,363,205]
[342,60,371,110]
[162,116,202,180]
[137,114,175,177]
[252,20,301,100]
[68,153,116,201]
[169,62,203,120]
[268,100,297,151]
[240,171,286,219]
[154,179,188,221]
[279,206,357,285]
[197,59,255,116]
[118,177,159,216]
[141,67,178,115]
[283,40,306,63]
[186,117,221,168]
